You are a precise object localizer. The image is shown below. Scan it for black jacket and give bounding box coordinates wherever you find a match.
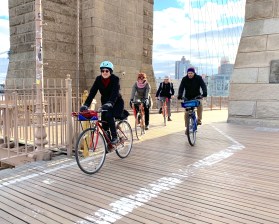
[156,82,175,99]
[178,74,207,100]
[84,74,124,117]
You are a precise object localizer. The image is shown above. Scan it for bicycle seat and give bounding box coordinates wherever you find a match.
[115,109,130,120]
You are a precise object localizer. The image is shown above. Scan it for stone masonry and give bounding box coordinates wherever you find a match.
[228,0,279,127]
[7,0,156,106]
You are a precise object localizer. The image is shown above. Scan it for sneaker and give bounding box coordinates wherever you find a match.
[111,137,118,144]
[159,108,162,114]
[168,117,172,121]
[145,125,149,130]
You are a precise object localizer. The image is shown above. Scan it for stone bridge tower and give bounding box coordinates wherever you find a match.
[7,0,155,105]
[228,0,279,127]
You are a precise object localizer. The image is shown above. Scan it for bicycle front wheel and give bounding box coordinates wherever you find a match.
[116,120,133,158]
[75,128,106,174]
[186,116,197,146]
[163,105,167,126]
[135,113,142,140]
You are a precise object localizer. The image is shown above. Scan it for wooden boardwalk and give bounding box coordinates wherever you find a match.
[0,110,279,224]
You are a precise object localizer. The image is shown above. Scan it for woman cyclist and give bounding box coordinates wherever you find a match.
[129,72,151,130]
[80,61,124,144]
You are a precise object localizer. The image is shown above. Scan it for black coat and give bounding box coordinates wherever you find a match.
[178,74,207,100]
[84,74,124,117]
[155,82,175,99]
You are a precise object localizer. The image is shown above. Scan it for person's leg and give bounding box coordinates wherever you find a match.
[197,100,203,124]
[158,98,162,114]
[103,111,117,143]
[144,106,149,128]
[167,99,171,120]
[184,110,189,135]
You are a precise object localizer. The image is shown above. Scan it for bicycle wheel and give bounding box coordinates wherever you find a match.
[135,113,142,140]
[116,120,133,158]
[186,115,197,146]
[75,127,106,174]
[140,113,145,134]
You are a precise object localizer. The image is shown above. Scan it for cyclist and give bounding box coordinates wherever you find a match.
[80,60,124,144]
[129,72,151,130]
[177,67,207,130]
[155,75,175,121]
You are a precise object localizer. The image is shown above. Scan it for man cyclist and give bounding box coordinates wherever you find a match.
[80,61,124,144]
[156,75,175,121]
[177,67,207,129]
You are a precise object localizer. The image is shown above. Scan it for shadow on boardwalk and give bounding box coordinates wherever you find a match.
[0,110,279,223]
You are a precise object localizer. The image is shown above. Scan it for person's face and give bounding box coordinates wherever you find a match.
[138,76,145,83]
[101,69,111,79]
[164,78,169,83]
[187,72,194,79]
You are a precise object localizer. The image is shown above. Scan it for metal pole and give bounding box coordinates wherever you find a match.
[34,0,48,150]
[76,0,80,111]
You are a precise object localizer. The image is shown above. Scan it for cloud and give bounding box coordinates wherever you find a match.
[153,0,245,77]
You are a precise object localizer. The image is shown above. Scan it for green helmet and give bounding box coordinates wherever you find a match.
[100,61,113,72]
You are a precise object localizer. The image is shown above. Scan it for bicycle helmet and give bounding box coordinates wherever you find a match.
[100,61,113,73]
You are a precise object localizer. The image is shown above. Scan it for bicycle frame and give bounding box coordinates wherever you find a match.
[160,97,169,126]
[132,100,145,139]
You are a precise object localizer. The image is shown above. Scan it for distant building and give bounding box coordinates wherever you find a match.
[208,57,234,96]
[175,56,194,79]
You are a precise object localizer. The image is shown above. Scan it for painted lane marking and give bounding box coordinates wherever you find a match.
[77,125,245,224]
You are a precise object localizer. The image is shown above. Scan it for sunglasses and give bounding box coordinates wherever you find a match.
[138,77,144,80]
[101,69,110,73]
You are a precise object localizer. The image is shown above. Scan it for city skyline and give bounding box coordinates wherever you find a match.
[0,0,245,78]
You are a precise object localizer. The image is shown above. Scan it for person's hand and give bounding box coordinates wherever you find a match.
[129,99,133,109]
[177,96,182,100]
[144,98,149,107]
[202,94,207,98]
[102,102,113,110]
[80,105,88,112]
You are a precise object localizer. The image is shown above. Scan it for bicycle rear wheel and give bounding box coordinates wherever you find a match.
[75,128,106,174]
[186,116,197,146]
[116,120,133,158]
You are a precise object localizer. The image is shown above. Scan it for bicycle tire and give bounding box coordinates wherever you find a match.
[140,112,145,134]
[186,115,197,146]
[135,113,142,140]
[163,104,167,126]
[116,120,133,158]
[75,127,106,174]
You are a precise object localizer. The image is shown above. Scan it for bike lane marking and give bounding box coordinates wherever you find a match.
[78,125,245,223]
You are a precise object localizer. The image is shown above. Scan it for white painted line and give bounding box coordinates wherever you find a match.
[77,125,245,224]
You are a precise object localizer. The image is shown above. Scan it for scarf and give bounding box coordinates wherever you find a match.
[102,76,111,88]
[137,80,147,89]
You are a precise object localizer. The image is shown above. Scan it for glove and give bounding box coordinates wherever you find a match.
[144,98,149,107]
[202,94,207,98]
[102,102,113,110]
[129,99,133,109]
[177,96,182,100]
[80,105,88,112]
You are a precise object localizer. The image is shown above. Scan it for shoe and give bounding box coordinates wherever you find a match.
[197,121,202,125]
[159,108,162,114]
[111,137,118,144]
[168,117,172,121]
[145,125,149,130]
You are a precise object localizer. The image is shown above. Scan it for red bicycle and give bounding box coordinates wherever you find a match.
[72,109,133,174]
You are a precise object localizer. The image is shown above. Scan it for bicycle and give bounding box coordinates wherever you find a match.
[159,97,169,126]
[72,109,133,174]
[132,99,145,140]
[181,97,201,146]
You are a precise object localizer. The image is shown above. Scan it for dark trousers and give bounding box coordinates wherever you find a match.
[102,111,117,139]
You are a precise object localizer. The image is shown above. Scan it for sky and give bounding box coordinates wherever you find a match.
[0,0,245,78]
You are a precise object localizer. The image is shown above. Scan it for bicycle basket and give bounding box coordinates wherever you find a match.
[77,111,98,121]
[181,100,200,108]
